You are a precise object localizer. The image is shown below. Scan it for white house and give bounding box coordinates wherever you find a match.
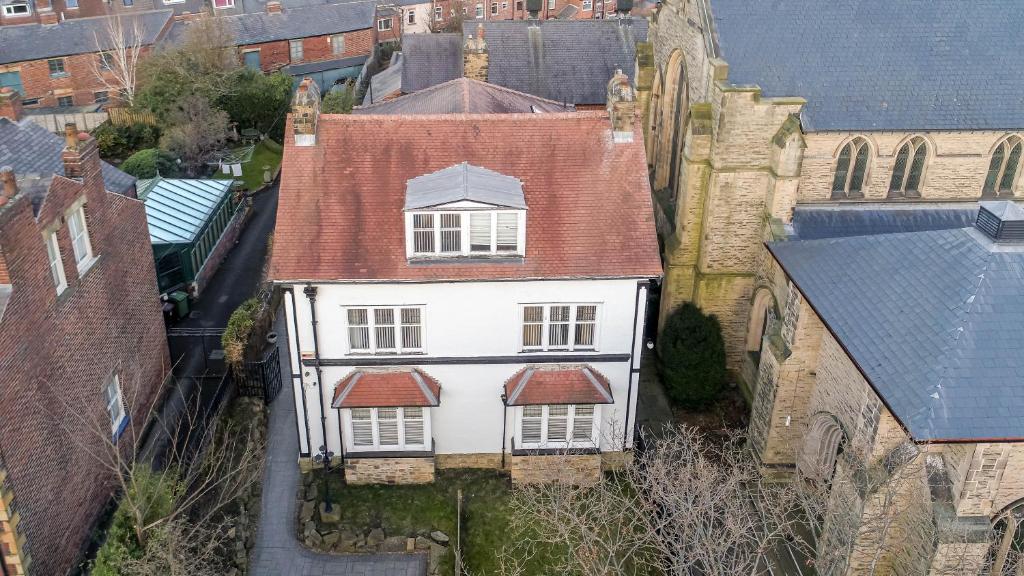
[271,77,660,484]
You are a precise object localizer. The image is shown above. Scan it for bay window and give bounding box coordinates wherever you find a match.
[348,407,429,451]
[521,303,599,351]
[346,306,424,354]
[518,404,598,448]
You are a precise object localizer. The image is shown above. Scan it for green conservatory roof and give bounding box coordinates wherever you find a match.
[139,177,233,245]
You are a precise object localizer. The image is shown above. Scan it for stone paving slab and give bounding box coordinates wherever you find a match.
[248,312,427,576]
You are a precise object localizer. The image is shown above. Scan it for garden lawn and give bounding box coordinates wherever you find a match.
[215,139,283,191]
[320,469,562,575]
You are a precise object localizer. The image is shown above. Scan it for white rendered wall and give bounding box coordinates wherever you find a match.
[282,278,650,458]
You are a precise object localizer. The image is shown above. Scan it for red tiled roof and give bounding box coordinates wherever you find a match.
[270,112,662,282]
[332,368,441,408]
[504,365,613,406]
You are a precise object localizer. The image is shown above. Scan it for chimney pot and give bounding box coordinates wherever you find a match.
[266,1,282,13]
[64,122,79,151]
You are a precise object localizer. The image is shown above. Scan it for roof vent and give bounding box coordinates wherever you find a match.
[976,201,1024,243]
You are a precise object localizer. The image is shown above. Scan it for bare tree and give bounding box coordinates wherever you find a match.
[91,15,146,106]
[160,95,231,176]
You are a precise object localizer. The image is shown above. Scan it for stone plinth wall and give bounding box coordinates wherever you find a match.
[344,457,435,485]
[601,451,631,471]
[510,453,602,485]
[435,453,503,470]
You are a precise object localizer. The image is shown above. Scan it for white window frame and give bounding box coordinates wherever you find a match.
[407,10,415,23]
[105,374,127,437]
[344,305,425,354]
[212,0,234,8]
[67,205,95,274]
[582,0,591,9]
[2,2,30,15]
[475,3,483,17]
[406,209,525,257]
[330,34,345,55]
[377,17,392,31]
[519,303,600,352]
[345,407,431,452]
[44,230,67,294]
[434,5,442,19]
[547,0,554,9]
[490,1,497,14]
[289,39,303,61]
[516,404,600,449]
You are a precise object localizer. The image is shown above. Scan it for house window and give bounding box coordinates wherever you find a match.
[521,304,599,351]
[57,95,73,108]
[831,137,870,199]
[104,374,127,437]
[122,0,132,6]
[346,306,424,354]
[490,2,497,13]
[475,3,482,17]
[67,206,94,272]
[410,210,522,256]
[407,10,415,23]
[93,91,108,104]
[439,213,461,253]
[98,52,114,70]
[515,0,522,9]
[20,97,39,106]
[412,213,435,253]
[434,5,442,19]
[518,404,597,448]
[44,231,67,294]
[289,40,303,62]
[2,2,29,15]
[547,0,554,9]
[213,0,233,7]
[348,407,428,451]
[48,58,67,77]
[582,0,591,9]
[888,137,927,199]
[331,34,345,55]
[501,1,507,8]
[377,17,392,31]
[66,0,78,8]
[983,135,1022,197]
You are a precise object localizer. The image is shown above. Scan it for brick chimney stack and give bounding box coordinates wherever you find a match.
[463,24,488,82]
[0,166,16,208]
[606,69,636,143]
[291,77,320,146]
[266,1,282,13]
[61,122,100,181]
[0,88,21,122]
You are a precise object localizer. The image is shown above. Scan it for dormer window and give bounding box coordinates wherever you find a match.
[405,163,527,259]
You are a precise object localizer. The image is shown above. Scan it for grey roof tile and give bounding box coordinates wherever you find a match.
[480,18,648,105]
[0,10,172,65]
[222,0,375,45]
[400,33,464,93]
[363,52,404,105]
[769,209,1024,442]
[0,118,135,195]
[708,0,1024,131]
[791,204,978,241]
[355,77,574,114]
[404,162,526,210]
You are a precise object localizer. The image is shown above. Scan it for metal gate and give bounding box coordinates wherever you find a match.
[239,346,282,403]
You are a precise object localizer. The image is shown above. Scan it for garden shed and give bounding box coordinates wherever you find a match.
[140,177,239,295]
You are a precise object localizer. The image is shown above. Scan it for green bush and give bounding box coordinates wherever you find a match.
[90,468,179,575]
[217,70,293,141]
[223,298,261,368]
[120,148,181,179]
[92,122,161,161]
[656,302,727,409]
[322,81,357,114]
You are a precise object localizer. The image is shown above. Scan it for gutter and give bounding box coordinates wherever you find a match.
[303,284,330,459]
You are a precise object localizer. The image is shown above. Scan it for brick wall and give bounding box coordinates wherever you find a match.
[241,28,374,74]
[0,135,169,575]
[0,0,157,26]
[344,457,435,484]
[510,453,601,485]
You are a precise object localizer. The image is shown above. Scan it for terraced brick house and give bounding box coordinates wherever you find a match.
[270,75,659,485]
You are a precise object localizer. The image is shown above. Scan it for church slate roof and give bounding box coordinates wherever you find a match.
[790,204,978,241]
[480,18,648,106]
[768,208,1024,442]
[708,0,1024,131]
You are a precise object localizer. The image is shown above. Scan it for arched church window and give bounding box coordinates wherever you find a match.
[984,135,1022,197]
[888,137,928,198]
[831,137,871,199]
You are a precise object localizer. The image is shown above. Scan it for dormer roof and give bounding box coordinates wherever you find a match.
[405,162,526,210]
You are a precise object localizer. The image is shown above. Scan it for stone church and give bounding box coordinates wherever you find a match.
[644,0,1024,573]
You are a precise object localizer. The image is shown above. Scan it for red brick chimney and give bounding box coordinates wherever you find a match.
[61,123,100,182]
[0,166,17,208]
[266,1,282,13]
[0,88,21,122]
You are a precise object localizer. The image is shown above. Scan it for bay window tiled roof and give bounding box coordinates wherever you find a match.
[332,368,441,408]
[504,365,613,406]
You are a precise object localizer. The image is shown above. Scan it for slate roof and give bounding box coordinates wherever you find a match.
[504,365,614,406]
[270,111,661,282]
[363,52,404,105]
[768,208,1024,442]
[707,0,1024,131]
[138,177,233,244]
[405,162,526,210]
[0,118,135,195]
[0,10,172,65]
[332,368,441,408]
[791,204,979,241]
[356,78,575,115]
[400,33,464,93]
[223,0,375,45]
[480,18,649,106]
[283,55,368,75]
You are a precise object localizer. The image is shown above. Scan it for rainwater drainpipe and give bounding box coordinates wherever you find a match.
[500,393,508,469]
[303,284,330,465]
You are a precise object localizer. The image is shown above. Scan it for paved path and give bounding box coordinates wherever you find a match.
[249,313,427,576]
[634,351,674,440]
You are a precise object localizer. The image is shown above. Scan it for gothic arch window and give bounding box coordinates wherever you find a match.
[888,136,928,199]
[989,500,1024,574]
[798,413,846,483]
[746,289,778,365]
[647,72,663,167]
[653,50,687,193]
[983,135,1023,198]
[831,137,871,200]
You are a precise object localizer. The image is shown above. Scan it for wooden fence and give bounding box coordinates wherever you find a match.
[107,106,157,126]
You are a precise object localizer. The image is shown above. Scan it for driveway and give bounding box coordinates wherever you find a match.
[248,312,427,576]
